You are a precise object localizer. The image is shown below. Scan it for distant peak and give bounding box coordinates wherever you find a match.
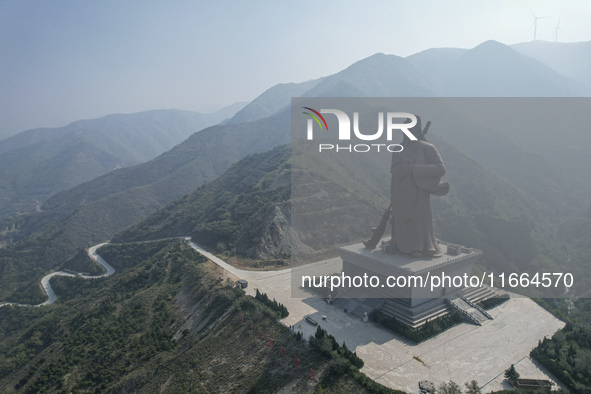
[345,52,405,70]
[363,52,400,61]
[367,52,387,58]
[465,40,518,58]
[473,40,509,50]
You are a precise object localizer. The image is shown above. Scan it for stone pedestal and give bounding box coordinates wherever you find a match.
[335,239,483,327]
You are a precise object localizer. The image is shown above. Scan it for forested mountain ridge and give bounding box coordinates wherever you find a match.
[0,107,244,219]
[0,240,399,393]
[113,133,565,284]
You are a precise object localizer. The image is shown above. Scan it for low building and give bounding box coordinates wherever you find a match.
[514,378,553,390]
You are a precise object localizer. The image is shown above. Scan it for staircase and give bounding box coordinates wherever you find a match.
[338,285,503,328]
[461,285,499,304]
[460,295,493,320]
[446,297,490,326]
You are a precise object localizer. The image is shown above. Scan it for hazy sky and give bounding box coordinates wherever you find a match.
[1,0,590,137]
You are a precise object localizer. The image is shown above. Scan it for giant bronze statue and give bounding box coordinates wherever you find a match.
[364,116,449,258]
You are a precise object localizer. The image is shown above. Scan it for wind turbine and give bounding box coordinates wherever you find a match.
[554,15,564,42]
[529,10,548,41]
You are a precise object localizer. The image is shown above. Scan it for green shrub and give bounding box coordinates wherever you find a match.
[254,289,289,318]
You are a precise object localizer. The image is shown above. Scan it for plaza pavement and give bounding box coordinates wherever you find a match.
[192,243,566,393]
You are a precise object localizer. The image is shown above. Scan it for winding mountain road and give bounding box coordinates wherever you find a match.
[0,242,114,308]
[0,237,299,308]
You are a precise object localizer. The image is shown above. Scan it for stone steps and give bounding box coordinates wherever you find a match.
[446,296,493,325]
[345,285,501,329]
[461,285,499,304]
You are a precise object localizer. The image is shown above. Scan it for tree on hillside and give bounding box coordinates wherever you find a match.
[504,364,520,382]
[464,380,481,394]
[315,325,325,339]
[438,381,462,394]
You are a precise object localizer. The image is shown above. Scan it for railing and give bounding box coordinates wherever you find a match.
[461,295,493,320]
[445,298,482,326]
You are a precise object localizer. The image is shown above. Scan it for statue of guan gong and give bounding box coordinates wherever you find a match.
[363,116,449,258]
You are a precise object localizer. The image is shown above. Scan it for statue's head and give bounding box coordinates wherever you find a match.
[403,115,426,143]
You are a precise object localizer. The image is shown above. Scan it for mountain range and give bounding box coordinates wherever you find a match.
[512,40,591,91]
[1,39,591,303]
[0,104,245,219]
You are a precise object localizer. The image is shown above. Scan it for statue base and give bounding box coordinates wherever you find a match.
[335,238,499,328]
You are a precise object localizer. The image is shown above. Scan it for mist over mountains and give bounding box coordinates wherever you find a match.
[0,105,245,219]
[1,39,591,303]
[512,40,591,91]
[409,40,584,96]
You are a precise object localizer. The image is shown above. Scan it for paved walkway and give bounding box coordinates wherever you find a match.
[238,261,565,393]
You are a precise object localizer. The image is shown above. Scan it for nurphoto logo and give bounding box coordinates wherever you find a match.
[302,107,418,153]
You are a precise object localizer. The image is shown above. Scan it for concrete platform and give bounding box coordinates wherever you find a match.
[190,244,566,393]
[287,297,564,393]
[337,240,481,274]
[246,265,565,393]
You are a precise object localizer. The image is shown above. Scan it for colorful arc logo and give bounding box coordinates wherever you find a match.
[302,107,328,131]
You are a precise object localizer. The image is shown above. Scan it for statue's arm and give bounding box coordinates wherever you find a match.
[413,163,445,177]
[412,144,446,177]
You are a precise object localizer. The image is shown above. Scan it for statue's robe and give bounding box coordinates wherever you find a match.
[390,140,449,256]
